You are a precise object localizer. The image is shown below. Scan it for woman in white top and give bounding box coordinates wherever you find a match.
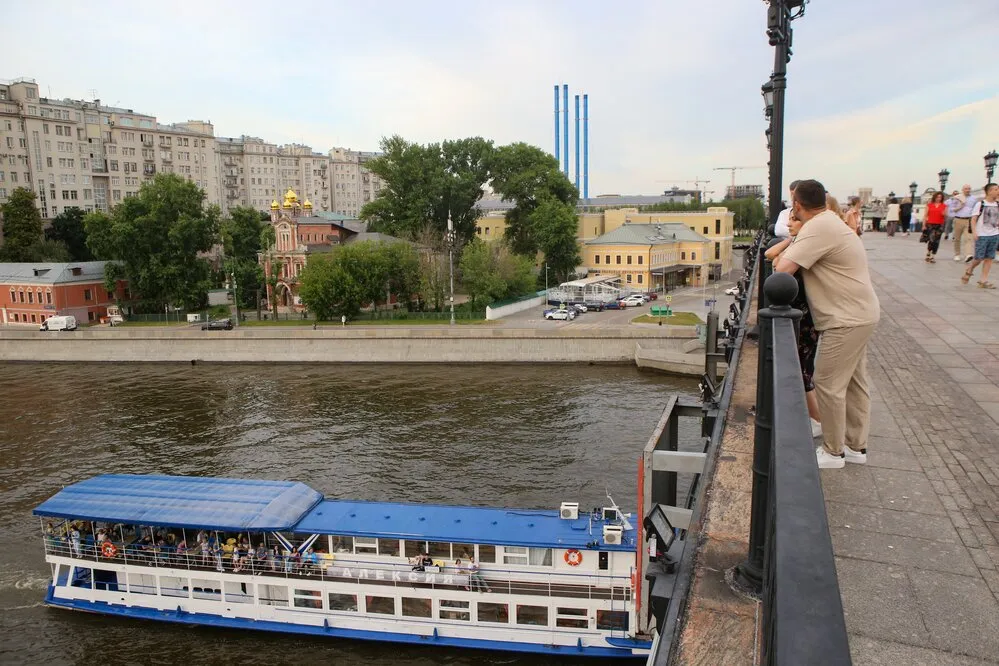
[885,198,900,237]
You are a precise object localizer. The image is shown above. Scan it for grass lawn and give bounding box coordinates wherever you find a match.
[734,236,755,243]
[241,318,493,327]
[116,321,188,327]
[631,311,703,326]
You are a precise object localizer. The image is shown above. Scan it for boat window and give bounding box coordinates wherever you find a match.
[55,564,70,586]
[224,581,253,603]
[353,537,378,555]
[293,589,322,609]
[439,599,470,621]
[516,604,548,626]
[328,593,357,612]
[478,602,509,624]
[452,543,474,560]
[502,546,528,565]
[404,540,426,558]
[597,609,629,631]
[259,584,289,607]
[529,548,553,566]
[365,595,395,615]
[128,572,156,595]
[93,568,119,592]
[402,597,432,618]
[477,544,496,563]
[161,575,187,598]
[377,538,400,557]
[599,552,609,570]
[557,607,589,629]
[428,541,451,559]
[331,536,353,554]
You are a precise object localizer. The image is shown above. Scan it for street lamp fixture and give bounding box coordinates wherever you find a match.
[764,127,772,151]
[985,150,998,182]
[761,80,775,119]
[909,181,918,202]
[888,191,895,198]
[938,168,950,192]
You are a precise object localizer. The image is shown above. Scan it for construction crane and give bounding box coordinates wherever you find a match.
[712,166,765,191]
[657,177,711,190]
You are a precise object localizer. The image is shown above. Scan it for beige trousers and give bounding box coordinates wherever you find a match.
[953,218,972,257]
[813,324,876,456]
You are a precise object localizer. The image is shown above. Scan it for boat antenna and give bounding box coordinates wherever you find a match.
[605,490,634,531]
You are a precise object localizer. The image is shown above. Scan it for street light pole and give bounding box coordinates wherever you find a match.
[447,212,456,326]
[545,263,549,296]
[938,168,950,193]
[231,270,239,327]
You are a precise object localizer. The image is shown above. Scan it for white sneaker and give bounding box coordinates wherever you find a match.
[816,446,845,469]
[953,255,962,261]
[810,419,823,438]
[843,448,867,464]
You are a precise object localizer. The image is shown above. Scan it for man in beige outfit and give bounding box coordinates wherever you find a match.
[776,180,881,469]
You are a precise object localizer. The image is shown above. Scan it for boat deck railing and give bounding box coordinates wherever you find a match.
[43,539,632,602]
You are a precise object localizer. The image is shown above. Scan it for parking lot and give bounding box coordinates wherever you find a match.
[499,277,742,329]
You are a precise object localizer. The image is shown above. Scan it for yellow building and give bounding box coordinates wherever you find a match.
[474,206,735,280]
[583,223,713,290]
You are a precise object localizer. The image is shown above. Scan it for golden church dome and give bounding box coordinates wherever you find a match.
[303,199,313,209]
[270,200,280,209]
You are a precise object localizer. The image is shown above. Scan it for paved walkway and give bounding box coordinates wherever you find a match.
[824,233,999,665]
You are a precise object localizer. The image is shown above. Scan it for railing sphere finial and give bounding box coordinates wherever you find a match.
[763,271,798,307]
[766,237,785,251]
[767,223,777,237]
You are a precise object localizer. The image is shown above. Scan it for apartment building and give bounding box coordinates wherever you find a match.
[328,147,385,218]
[0,78,218,216]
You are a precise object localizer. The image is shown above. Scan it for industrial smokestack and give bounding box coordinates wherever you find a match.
[583,94,589,201]
[562,84,569,178]
[574,94,580,192]
[553,85,560,167]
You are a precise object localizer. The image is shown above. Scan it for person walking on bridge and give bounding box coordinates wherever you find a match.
[951,184,979,263]
[922,192,948,262]
[775,180,880,469]
[961,183,998,289]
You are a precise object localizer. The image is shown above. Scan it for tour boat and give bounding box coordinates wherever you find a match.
[33,474,652,659]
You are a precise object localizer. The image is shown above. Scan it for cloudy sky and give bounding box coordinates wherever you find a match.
[6,0,997,200]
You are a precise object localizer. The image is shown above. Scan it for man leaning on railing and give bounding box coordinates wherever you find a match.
[774,179,881,469]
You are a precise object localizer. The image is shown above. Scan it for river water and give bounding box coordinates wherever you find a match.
[0,362,697,665]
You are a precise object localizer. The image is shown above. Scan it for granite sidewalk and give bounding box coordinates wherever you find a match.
[823,233,999,665]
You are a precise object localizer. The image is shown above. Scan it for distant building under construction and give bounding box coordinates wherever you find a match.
[725,184,764,199]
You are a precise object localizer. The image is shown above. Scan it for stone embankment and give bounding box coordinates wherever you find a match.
[0,326,701,366]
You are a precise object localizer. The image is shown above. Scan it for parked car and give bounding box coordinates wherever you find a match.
[202,318,233,330]
[603,300,624,310]
[568,302,587,313]
[40,315,77,331]
[583,300,606,311]
[543,308,575,321]
[724,286,740,295]
[620,295,646,307]
[644,292,659,300]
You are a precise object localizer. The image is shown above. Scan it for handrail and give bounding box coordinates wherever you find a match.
[762,274,850,665]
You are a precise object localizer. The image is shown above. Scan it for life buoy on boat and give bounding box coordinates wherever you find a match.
[102,541,117,558]
[564,549,583,566]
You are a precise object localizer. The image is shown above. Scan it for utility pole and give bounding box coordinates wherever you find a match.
[447,212,456,326]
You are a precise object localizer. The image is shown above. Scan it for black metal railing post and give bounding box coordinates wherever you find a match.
[734,271,796,592]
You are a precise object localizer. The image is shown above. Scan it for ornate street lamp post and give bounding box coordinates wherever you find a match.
[938,168,950,193]
[985,150,998,182]
[909,182,918,201]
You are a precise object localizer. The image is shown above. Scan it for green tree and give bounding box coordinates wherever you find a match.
[414,226,449,311]
[529,195,581,282]
[299,253,364,321]
[44,207,93,261]
[361,135,493,243]
[84,174,220,310]
[383,241,421,310]
[0,187,45,261]
[458,238,535,307]
[222,206,265,260]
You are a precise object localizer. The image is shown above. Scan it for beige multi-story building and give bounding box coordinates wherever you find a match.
[0,77,219,217]
[329,147,385,218]
[217,136,331,217]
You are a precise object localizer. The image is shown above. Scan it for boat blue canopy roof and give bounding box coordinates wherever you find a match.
[292,500,637,552]
[32,474,323,531]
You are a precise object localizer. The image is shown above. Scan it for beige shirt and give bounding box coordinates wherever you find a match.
[782,210,880,331]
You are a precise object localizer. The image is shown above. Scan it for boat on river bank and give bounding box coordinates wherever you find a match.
[33,474,651,659]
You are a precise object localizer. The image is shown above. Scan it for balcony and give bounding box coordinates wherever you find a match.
[142,138,153,147]
[143,166,156,177]
[160,154,172,163]
[92,160,107,173]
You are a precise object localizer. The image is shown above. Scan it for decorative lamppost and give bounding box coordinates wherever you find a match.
[985,150,998,182]
[909,182,918,201]
[938,168,950,193]
[888,191,895,199]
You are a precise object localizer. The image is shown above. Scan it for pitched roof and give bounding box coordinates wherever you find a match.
[585,222,710,246]
[346,232,409,245]
[0,261,110,285]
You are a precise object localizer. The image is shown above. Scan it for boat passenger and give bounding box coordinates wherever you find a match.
[198,532,210,566]
[421,552,434,569]
[175,538,188,565]
[232,546,244,573]
[303,548,319,576]
[69,525,81,558]
[255,543,269,570]
[457,559,471,591]
[409,554,424,572]
[212,540,224,573]
[468,557,490,593]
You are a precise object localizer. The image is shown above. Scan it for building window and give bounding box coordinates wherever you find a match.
[626,256,632,265]
[11,313,17,322]
[681,252,686,260]
[715,243,720,260]
[84,289,92,301]
[703,226,708,234]
[692,252,696,260]
[615,255,621,265]
[27,291,33,304]
[637,274,643,284]
[87,311,95,322]
[638,256,643,265]
[18,291,24,303]
[594,255,600,264]
[31,314,37,323]
[45,291,52,304]
[626,274,632,283]
[716,219,721,234]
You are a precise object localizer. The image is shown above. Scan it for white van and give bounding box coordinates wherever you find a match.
[40,315,78,331]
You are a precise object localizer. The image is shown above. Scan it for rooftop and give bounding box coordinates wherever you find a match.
[0,261,111,285]
[293,499,636,551]
[585,222,710,246]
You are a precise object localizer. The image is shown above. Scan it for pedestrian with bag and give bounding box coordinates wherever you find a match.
[921,192,947,262]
